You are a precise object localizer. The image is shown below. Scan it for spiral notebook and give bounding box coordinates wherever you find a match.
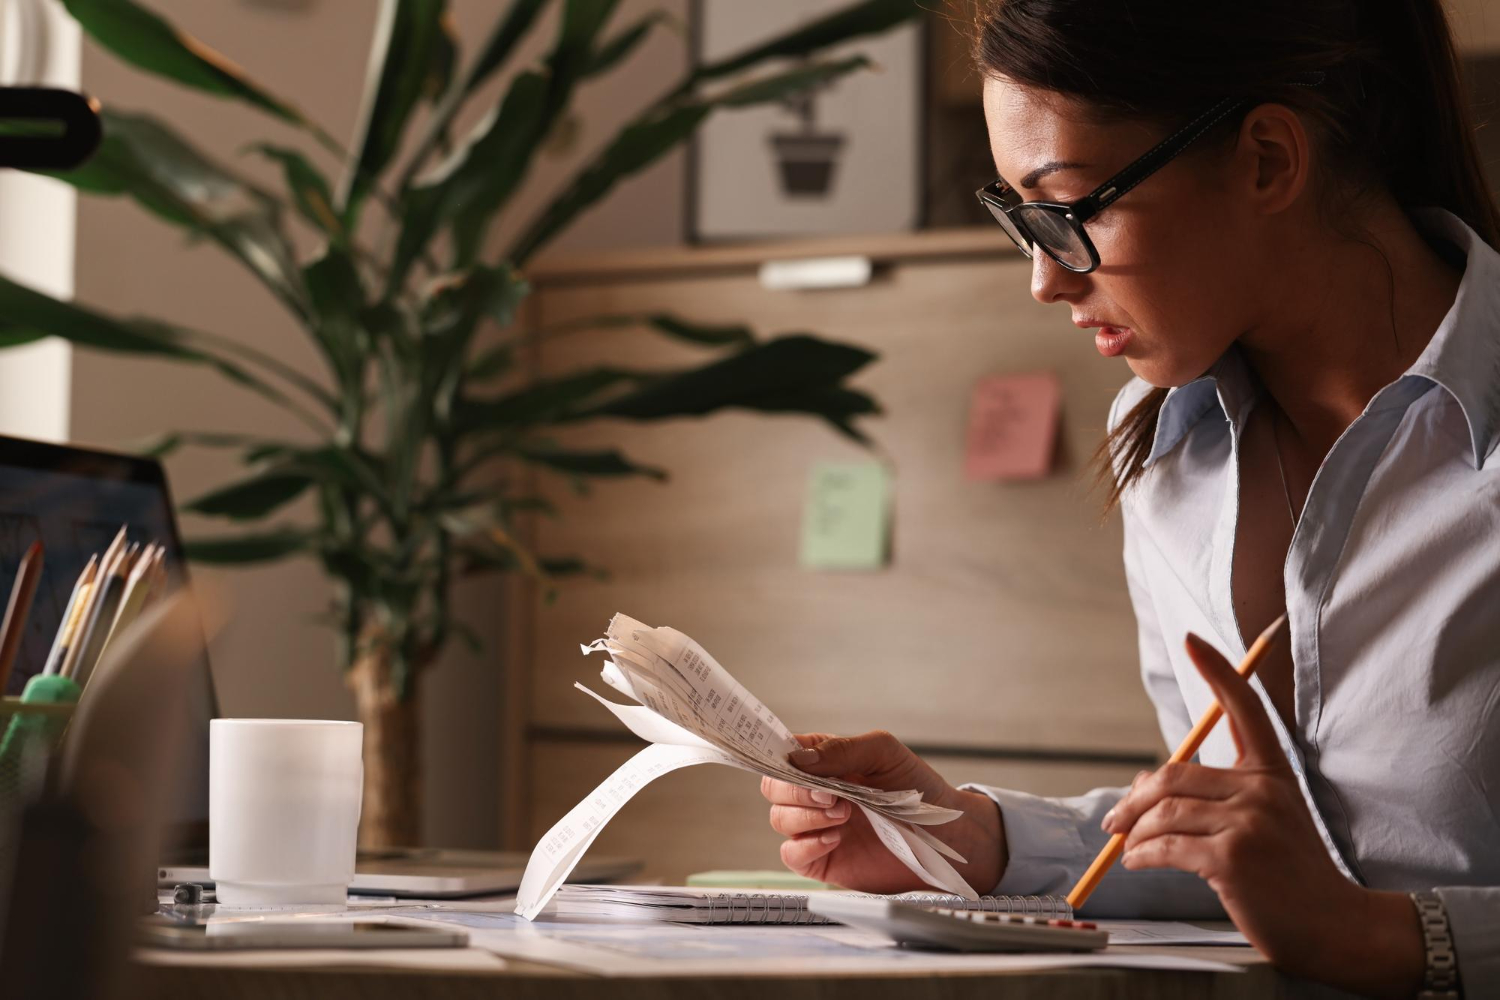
[550,884,1072,925]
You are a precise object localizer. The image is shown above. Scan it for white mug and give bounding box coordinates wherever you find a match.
[209,719,363,905]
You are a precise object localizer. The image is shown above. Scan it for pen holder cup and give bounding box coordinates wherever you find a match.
[0,679,81,904]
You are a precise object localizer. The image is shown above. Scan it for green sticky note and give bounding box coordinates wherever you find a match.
[800,462,891,571]
[686,870,833,890]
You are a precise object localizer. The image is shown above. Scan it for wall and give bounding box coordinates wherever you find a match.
[68,0,688,847]
[0,0,77,442]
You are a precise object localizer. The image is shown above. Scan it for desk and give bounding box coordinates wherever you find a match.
[130,944,1288,999]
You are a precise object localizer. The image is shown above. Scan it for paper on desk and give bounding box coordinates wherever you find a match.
[403,910,1248,978]
[1094,921,1251,947]
[514,615,973,920]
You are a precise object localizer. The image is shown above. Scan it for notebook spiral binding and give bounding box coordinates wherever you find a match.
[701,892,1070,924]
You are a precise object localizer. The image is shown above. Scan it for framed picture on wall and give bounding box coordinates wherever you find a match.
[686,0,927,243]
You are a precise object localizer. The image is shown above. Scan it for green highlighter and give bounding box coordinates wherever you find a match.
[0,673,81,768]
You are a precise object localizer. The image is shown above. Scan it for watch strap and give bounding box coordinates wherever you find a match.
[1410,890,1460,999]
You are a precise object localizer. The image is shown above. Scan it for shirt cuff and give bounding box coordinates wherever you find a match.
[961,781,1226,919]
[1435,886,1500,997]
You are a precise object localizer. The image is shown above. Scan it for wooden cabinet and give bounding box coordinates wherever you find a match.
[504,230,1164,873]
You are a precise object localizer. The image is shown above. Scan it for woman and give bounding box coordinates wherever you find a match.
[760,2,1499,996]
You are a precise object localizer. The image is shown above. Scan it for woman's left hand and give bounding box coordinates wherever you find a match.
[1101,631,1425,997]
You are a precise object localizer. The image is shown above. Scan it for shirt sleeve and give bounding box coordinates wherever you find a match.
[957,427,1224,918]
[1436,886,1500,998]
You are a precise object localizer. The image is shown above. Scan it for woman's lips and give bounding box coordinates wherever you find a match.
[1094,326,1134,357]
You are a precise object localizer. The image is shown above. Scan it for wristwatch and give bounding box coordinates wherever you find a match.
[1409,890,1460,999]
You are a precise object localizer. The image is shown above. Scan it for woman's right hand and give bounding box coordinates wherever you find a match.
[761,731,1009,895]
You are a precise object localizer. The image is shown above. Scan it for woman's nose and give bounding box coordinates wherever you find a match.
[1030,248,1089,305]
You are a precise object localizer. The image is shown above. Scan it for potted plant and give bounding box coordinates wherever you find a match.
[0,0,913,847]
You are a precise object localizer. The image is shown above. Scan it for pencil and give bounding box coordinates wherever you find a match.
[0,541,44,694]
[1065,614,1289,911]
[54,579,96,679]
[43,555,96,676]
[58,529,126,680]
[70,542,133,687]
[98,543,159,659]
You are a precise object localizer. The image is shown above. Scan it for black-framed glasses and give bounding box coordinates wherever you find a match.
[975,73,1324,273]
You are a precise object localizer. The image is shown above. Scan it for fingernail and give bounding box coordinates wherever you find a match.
[790,748,819,766]
[820,830,841,845]
[810,790,836,805]
[825,803,848,819]
[1101,809,1116,832]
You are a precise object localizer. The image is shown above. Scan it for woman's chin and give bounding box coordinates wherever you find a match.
[1122,355,1211,390]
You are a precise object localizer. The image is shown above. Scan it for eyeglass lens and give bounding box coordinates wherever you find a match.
[980,197,1094,271]
[1014,206,1092,270]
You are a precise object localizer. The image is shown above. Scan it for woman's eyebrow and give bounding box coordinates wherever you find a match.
[1019,160,1091,189]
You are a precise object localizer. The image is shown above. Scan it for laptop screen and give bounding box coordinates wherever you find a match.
[0,435,215,852]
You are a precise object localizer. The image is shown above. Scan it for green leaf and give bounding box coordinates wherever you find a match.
[686,0,917,88]
[341,0,452,219]
[465,343,514,381]
[302,246,368,386]
[454,366,654,431]
[514,444,667,480]
[246,143,343,238]
[581,9,672,78]
[566,334,880,440]
[508,56,869,265]
[61,0,309,126]
[184,470,315,520]
[51,110,309,321]
[394,0,548,196]
[417,266,529,435]
[509,102,708,266]
[396,0,622,278]
[461,0,549,95]
[569,312,754,348]
[130,430,275,458]
[184,528,315,564]
[388,182,446,298]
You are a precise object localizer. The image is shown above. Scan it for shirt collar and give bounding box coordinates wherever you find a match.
[1143,206,1500,470]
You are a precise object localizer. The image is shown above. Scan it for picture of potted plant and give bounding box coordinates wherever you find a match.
[769,71,846,198]
[0,0,918,847]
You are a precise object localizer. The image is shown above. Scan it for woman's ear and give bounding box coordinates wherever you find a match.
[1237,103,1312,217]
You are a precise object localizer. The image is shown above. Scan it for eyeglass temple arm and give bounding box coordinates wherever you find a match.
[1070,71,1324,224]
[1068,94,1249,224]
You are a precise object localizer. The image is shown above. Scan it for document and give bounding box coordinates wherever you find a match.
[515,614,973,920]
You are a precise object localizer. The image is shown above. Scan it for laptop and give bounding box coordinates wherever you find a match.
[0,434,639,897]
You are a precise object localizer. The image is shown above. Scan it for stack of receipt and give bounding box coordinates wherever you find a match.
[515,613,974,921]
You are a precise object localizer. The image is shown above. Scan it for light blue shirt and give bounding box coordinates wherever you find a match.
[966,207,1500,995]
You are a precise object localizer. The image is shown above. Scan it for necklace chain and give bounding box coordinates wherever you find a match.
[1271,408,1299,528]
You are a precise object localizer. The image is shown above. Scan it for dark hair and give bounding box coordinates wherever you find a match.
[972,1,1500,510]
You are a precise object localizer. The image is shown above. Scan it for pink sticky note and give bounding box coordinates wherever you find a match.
[964,371,1062,481]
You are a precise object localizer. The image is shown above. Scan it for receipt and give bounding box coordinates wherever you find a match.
[515,614,975,919]
[515,743,752,920]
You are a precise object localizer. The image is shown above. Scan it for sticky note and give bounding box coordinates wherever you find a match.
[964,371,1062,481]
[800,462,891,571]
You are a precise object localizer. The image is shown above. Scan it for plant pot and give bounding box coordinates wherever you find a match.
[769,132,846,197]
[345,646,422,849]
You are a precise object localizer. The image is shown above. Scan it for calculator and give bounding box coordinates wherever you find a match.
[807,894,1109,953]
